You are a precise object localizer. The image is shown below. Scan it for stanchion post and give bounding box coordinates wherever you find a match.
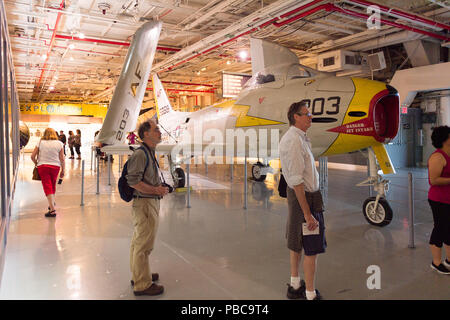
[107,154,111,186]
[80,160,85,206]
[230,160,233,181]
[205,155,208,175]
[96,155,100,195]
[408,172,415,249]
[244,156,248,210]
[187,163,191,208]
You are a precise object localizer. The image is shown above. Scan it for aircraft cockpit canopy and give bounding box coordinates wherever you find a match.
[243,64,315,90]
[287,64,314,79]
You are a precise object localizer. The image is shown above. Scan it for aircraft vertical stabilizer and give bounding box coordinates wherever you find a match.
[96,21,162,145]
[151,73,176,128]
[250,38,299,74]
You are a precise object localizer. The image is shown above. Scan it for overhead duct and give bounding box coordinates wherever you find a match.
[390,62,450,108]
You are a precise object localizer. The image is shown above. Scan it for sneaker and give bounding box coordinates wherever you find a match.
[133,283,164,296]
[444,259,450,270]
[45,210,56,218]
[431,262,450,275]
[286,280,306,299]
[312,289,323,300]
[131,273,159,286]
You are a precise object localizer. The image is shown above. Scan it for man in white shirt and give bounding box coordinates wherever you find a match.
[279,101,326,300]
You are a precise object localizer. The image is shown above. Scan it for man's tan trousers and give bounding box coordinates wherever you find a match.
[130,197,160,291]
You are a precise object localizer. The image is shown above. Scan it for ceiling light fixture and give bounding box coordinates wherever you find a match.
[78,32,85,39]
[238,50,248,60]
[227,60,231,65]
[201,67,206,71]
[49,86,54,90]
[41,54,47,60]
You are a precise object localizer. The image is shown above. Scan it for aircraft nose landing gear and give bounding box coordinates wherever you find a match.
[358,147,393,227]
[363,196,393,227]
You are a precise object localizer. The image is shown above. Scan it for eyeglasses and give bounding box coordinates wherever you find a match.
[296,112,312,117]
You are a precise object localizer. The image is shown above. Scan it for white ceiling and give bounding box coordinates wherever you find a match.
[5,0,450,103]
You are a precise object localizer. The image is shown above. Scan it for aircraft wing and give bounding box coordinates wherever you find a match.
[100,144,138,155]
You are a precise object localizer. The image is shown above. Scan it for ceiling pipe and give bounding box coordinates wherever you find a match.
[146,88,215,93]
[159,80,215,87]
[326,4,450,41]
[34,0,65,94]
[344,0,450,32]
[156,0,449,73]
[54,34,181,52]
[272,3,449,41]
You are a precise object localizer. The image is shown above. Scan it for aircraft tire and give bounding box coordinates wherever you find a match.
[252,162,267,182]
[362,197,392,227]
[174,167,185,188]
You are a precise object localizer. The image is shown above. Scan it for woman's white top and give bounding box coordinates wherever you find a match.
[37,140,63,167]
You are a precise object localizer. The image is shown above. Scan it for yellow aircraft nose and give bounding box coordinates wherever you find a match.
[328,78,399,141]
[324,78,400,156]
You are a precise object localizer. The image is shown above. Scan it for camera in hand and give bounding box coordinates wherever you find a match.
[58,178,63,184]
[161,182,173,193]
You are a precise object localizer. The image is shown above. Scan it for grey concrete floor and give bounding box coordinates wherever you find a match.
[0,151,449,300]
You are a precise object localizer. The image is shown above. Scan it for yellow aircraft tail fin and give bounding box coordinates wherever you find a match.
[372,143,396,175]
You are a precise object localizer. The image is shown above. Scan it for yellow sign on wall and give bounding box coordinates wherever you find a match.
[20,103,108,119]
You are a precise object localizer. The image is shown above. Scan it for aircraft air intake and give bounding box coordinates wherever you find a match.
[372,89,400,143]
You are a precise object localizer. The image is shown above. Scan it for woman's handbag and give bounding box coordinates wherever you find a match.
[32,141,41,181]
[32,166,40,180]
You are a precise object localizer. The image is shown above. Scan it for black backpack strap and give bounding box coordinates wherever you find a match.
[137,146,150,177]
[141,143,166,184]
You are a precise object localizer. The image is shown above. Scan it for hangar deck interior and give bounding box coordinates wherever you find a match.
[1,0,450,302]
[1,152,448,300]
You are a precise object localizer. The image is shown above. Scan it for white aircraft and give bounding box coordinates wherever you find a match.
[151,38,400,227]
[95,22,399,227]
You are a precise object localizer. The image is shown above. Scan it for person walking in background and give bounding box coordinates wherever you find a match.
[74,129,82,160]
[58,130,67,156]
[127,131,138,145]
[67,130,75,159]
[427,125,450,275]
[31,128,65,218]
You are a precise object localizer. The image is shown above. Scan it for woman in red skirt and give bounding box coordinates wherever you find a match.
[31,128,65,217]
